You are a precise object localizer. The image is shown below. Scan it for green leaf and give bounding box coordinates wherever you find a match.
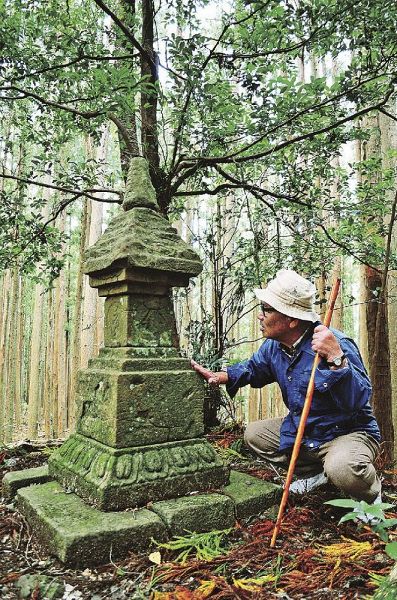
[325,499,359,509]
[338,511,359,524]
[385,542,397,560]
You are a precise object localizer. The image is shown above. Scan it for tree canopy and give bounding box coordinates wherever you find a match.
[1,0,397,278]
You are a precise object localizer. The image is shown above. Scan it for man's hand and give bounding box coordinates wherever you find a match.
[190,360,228,386]
[311,325,343,362]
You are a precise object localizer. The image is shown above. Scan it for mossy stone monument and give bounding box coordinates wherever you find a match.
[4,158,281,566]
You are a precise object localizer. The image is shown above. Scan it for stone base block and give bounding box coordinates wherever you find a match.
[223,470,282,520]
[2,465,51,500]
[17,482,167,567]
[8,469,282,567]
[48,434,229,510]
[151,493,236,536]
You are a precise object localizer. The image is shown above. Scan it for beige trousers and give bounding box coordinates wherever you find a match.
[245,417,381,503]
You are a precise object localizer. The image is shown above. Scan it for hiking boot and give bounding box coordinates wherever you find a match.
[289,471,328,494]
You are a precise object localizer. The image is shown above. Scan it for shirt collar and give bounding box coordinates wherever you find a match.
[280,325,314,357]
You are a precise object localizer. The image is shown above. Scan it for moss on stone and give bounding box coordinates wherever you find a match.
[151,493,235,535]
[83,207,202,279]
[2,465,51,499]
[222,470,282,520]
[17,482,167,566]
[48,434,229,511]
[122,157,159,211]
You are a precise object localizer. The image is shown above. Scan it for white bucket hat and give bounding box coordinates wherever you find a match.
[255,269,320,323]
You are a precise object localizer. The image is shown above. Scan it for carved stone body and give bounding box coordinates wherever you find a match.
[48,157,229,509]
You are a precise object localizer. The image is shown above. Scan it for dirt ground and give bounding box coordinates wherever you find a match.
[0,437,396,599]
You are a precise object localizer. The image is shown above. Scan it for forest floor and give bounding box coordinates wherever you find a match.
[0,432,396,600]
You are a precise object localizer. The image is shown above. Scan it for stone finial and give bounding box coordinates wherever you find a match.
[122,157,159,211]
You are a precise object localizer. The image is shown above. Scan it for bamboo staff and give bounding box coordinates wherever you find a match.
[270,278,341,548]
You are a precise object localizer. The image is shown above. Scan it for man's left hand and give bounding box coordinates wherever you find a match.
[311,325,343,362]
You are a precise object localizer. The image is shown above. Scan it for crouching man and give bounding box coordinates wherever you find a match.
[191,269,381,506]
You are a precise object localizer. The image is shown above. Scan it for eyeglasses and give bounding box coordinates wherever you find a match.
[260,304,277,314]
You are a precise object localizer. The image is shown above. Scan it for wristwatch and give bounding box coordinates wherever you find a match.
[326,354,346,367]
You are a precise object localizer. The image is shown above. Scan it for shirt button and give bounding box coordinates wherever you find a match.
[309,443,314,447]
[287,376,292,381]
[323,383,328,388]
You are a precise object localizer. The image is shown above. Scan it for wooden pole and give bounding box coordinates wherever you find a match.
[270,278,341,548]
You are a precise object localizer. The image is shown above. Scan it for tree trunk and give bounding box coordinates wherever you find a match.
[371,297,394,462]
[3,268,20,442]
[81,199,103,368]
[27,280,45,438]
[141,0,162,205]
[0,271,11,443]
[359,114,395,462]
[380,109,397,459]
[43,290,54,438]
[116,0,140,179]
[51,212,67,437]
[69,200,91,430]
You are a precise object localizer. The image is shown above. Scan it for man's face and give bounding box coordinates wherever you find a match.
[258,303,293,342]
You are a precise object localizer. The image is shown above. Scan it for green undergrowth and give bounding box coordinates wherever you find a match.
[152,528,233,564]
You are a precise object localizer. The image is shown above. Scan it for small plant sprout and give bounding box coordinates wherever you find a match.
[325,498,397,559]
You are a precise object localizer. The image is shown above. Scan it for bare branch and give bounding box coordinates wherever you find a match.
[174,183,242,197]
[213,165,309,206]
[158,60,187,82]
[315,221,382,272]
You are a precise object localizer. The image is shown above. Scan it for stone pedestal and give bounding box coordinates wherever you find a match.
[4,158,281,565]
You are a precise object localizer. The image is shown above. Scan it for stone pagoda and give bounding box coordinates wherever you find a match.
[3,158,281,566]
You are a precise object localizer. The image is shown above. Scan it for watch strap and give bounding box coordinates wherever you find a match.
[326,354,346,367]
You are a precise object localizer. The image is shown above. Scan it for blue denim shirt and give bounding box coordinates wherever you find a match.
[226,325,380,452]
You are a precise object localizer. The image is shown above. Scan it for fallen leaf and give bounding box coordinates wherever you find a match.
[149,551,162,565]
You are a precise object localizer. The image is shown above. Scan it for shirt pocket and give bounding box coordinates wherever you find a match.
[298,369,331,396]
[296,370,334,417]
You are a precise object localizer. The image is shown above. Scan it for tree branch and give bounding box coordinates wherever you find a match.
[169,3,272,174]
[0,85,107,118]
[92,0,156,77]
[379,107,397,122]
[180,87,396,167]
[223,72,388,161]
[213,165,309,206]
[107,113,140,156]
[315,221,382,272]
[4,53,138,84]
[1,173,122,202]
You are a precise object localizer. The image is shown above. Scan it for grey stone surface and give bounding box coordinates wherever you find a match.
[223,470,282,520]
[13,472,283,566]
[75,365,206,447]
[2,465,50,499]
